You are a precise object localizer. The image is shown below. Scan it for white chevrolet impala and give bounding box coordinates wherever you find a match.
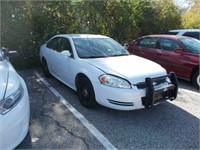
[0,49,30,149]
[40,34,178,110]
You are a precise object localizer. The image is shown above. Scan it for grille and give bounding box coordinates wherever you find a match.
[135,76,166,89]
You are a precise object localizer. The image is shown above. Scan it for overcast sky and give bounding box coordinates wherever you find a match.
[174,0,194,9]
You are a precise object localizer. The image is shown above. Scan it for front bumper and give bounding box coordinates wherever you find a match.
[93,72,178,110]
[0,77,30,150]
[141,72,178,108]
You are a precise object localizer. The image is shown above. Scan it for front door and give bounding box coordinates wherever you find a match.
[157,38,190,77]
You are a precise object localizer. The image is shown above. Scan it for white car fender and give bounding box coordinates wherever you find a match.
[73,59,105,91]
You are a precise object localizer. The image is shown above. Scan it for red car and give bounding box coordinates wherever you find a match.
[128,35,200,88]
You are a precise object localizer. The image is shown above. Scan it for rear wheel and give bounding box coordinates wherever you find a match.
[42,59,51,78]
[77,77,98,108]
[192,70,200,89]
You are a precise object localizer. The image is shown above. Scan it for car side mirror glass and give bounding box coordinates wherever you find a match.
[61,50,71,57]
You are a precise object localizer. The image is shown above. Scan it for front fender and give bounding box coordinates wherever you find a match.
[73,59,105,91]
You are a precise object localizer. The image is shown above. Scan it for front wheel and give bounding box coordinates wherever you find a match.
[192,71,200,89]
[77,77,98,108]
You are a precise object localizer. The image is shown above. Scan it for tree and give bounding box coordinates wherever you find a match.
[181,0,200,28]
[156,0,182,31]
[0,0,182,68]
[175,0,194,11]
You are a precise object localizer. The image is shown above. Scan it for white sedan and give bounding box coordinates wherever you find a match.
[40,34,178,110]
[0,49,30,150]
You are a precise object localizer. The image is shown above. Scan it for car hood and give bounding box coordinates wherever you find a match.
[0,60,20,100]
[83,55,166,84]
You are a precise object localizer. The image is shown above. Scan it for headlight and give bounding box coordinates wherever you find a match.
[0,84,24,115]
[99,74,132,89]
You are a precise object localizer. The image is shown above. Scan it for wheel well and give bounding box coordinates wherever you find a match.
[191,66,199,80]
[41,57,46,64]
[75,73,90,89]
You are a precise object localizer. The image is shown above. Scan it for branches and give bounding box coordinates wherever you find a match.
[1,0,183,68]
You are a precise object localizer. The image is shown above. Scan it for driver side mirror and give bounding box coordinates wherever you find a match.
[61,50,71,57]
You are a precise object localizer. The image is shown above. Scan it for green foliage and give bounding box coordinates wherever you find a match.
[156,0,182,31]
[181,0,200,28]
[1,0,182,68]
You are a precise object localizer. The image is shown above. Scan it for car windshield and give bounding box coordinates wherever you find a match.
[179,38,200,54]
[73,37,129,58]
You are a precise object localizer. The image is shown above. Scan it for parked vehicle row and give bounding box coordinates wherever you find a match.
[128,35,200,88]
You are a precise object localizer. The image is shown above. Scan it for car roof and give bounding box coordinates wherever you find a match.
[140,34,189,39]
[169,29,200,32]
[56,34,109,39]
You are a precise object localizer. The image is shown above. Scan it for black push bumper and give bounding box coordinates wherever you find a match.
[141,72,178,108]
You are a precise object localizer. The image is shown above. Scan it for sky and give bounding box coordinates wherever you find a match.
[174,0,194,10]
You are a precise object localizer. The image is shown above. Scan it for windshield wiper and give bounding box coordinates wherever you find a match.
[81,55,107,59]
[111,54,129,57]
[81,54,129,59]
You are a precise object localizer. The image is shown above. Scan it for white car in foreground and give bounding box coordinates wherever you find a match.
[40,34,178,110]
[0,49,30,150]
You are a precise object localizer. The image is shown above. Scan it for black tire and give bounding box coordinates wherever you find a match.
[77,77,98,108]
[192,70,200,89]
[42,59,51,78]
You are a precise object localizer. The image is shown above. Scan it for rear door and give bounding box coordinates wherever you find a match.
[157,38,190,76]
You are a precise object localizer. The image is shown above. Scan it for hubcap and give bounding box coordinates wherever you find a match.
[82,87,89,99]
[197,74,200,86]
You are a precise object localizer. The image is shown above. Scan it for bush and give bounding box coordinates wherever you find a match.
[1,0,182,68]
